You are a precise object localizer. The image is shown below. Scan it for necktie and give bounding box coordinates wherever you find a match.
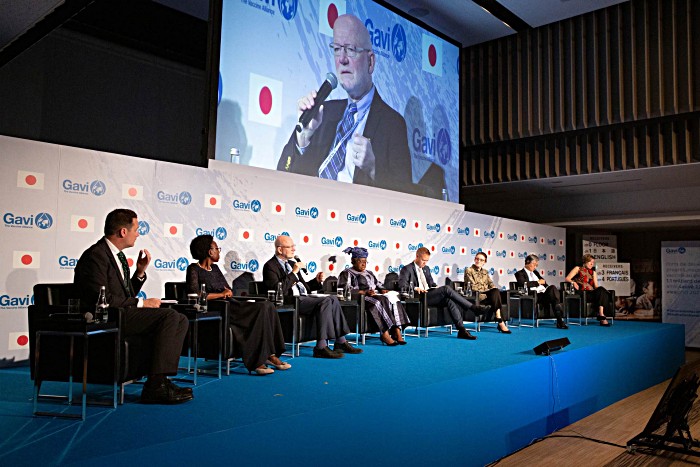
[417,265,429,290]
[319,102,357,180]
[285,262,307,296]
[117,252,134,296]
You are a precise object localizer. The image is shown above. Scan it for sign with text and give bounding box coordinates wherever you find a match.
[661,241,700,347]
[583,234,618,261]
[597,262,631,296]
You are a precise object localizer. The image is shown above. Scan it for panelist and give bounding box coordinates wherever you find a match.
[338,246,409,346]
[398,247,490,340]
[565,254,611,326]
[186,235,289,375]
[277,13,412,193]
[464,252,511,334]
[262,235,362,358]
[73,209,192,404]
[514,254,568,329]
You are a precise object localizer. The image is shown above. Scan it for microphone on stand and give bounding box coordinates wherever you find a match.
[294,256,308,275]
[296,72,338,132]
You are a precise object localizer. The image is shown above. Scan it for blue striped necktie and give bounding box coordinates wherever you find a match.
[320,102,357,180]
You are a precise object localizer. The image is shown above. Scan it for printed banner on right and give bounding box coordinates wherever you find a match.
[661,241,700,347]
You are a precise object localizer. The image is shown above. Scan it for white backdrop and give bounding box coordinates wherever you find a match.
[0,135,565,365]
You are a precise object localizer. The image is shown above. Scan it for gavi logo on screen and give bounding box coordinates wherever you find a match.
[308,261,317,273]
[0,293,34,309]
[295,206,319,219]
[346,212,367,224]
[407,243,424,252]
[412,128,451,164]
[665,247,687,254]
[364,18,406,62]
[58,255,78,269]
[154,257,190,271]
[277,0,298,20]
[321,236,344,248]
[368,240,387,251]
[157,190,192,205]
[389,218,407,229]
[426,223,441,233]
[3,211,53,230]
[196,227,228,241]
[62,179,106,196]
[457,227,470,236]
[441,246,456,255]
[230,259,260,272]
[232,199,262,213]
[138,221,150,235]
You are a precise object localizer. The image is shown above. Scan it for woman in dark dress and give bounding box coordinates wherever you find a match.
[337,247,410,346]
[565,254,611,326]
[186,235,290,375]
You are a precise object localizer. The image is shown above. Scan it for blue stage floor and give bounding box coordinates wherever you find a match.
[0,321,685,466]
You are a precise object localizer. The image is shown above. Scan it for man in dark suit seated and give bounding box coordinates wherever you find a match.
[74,209,192,404]
[398,247,490,340]
[514,254,568,329]
[262,235,362,359]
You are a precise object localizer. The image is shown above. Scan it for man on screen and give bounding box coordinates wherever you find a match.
[277,13,412,193]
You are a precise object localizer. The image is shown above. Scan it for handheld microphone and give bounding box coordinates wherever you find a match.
[296,72,338,133]
[294,256,308,274]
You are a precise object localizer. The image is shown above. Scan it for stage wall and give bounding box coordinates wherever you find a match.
[0,135,565,365]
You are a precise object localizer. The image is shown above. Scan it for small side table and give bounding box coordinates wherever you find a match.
[34,318,118,421]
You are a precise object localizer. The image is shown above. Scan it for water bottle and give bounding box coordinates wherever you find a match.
[441,188,448,201]
[198,283,208,313]
[276,282,284,306]
[95,286,108,323]
[465,282,472,297]
[344,281,352,301]
[409,280,414,299]
[229,147,240,164]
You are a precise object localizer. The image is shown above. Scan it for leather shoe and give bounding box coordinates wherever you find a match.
[141,381,194,404]
[313,346,344,359]
[457,328,477,340]
[165,378,193,395]
[474,305,491,315]
[333,341,363,354]
[556,321,569,330]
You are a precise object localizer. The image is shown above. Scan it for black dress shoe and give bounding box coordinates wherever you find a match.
[556,321,569,330]
[141,381,194,404]
[333,341,363,354]
[165,378,193,395]
[457,328,477,340]
[313,346,344,359]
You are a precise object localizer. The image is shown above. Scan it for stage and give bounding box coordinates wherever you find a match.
[0,321,685,466]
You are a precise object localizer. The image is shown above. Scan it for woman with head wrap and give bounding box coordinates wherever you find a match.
[338,247,410,346]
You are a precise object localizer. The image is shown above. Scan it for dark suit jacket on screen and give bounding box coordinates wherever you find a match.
[277,90,412,193]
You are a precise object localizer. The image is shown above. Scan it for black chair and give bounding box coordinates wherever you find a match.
[383,272,399,291]
[507,281,540,327]
[322,275,338,293]
[28,283,152,407]
[163,282,227,377]
[448,280,481,332]
[560,282,615,325]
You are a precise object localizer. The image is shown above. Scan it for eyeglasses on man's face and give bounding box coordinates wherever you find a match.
[329,43,370,58]
[209,246,222,252]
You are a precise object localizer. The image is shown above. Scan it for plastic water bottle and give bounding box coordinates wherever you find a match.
[198,283,208,313]
[409,280,414,299]
[276,282,284,306]
[441,188,448,201]
[95,286,108,323]
[465,282,472,296]
[230,147,240,164]
[345,282,352,301]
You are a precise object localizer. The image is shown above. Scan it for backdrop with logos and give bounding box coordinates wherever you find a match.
[0,135,565,365]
